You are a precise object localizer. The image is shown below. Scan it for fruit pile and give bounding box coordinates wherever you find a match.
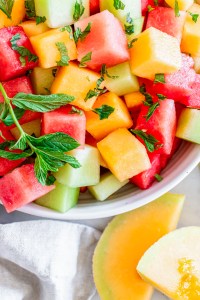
[0,0,199,213]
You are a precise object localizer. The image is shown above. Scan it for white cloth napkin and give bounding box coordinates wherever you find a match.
[0,220,101,300]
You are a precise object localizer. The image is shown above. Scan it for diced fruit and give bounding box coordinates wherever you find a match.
[181,3,200,56]
[90,0,100,15]
[105,62,139,96]
[34,0,90,28]
[85,133,108,168]
[85,92,133,140]
[146,7,186,43]
[30,66,58,95]
[54,145,100,187]
[0,164,54,213]
[41,106,86,146]
[130,27,182,80]
[136,99,176,155]
[20,21,49,38]
[182,74,200,108]
[11,119,41,139]
[0,26,38,81]
[93,193,185,300]
[137,226,200,300]
[165,0,193,11]
[97,128,151,182]
[192,55,200,73]
[30,28,77,68]
[35,181,80,213]
[142,0,164,15]
[176,108,200,144]
[124,91,145,110]
[88,172,128,201]
[160,137,182,169]
[74,10,130,71]
[15,110,42,128]
[0,0,25,29]
[51,62,104,111]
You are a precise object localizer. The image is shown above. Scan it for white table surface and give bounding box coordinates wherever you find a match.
[0,166,199,300]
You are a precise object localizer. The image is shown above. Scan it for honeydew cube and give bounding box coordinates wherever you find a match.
[124,91,145,109]
[130,27,182,80]
[20,20,49,38]
[30,66,58,95]
[176,108,200,144]
[30,28,77,68]
[181,3,200,56]
[54,145,100,187]
[88,172,128,201]
[11,119,41,139]
[165,0,193,11]
[85,92,133,140]
[97,128,151,182]
[51,63,105,111]
[105,62,139,96]
[35,181,80,213]
[34,0,90,28]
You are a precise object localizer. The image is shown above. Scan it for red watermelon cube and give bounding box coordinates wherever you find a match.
[41,106,86,146]
[0,164,55,213]
[146,7,186,42]
[180,74,200,109]
[160,137,182,169]
[142,0,164,15]
[90,0,100,15]
[0,26,38,81]
[136,99,176,155]
[74,10,130,71]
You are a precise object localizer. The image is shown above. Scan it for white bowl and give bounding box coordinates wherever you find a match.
[17,141,200,220]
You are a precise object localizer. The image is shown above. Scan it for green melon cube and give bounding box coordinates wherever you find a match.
[105,62,139,96]
[35,0,90,28]
[35,181,80,213]
[176,108,200,144]
[88,172,129,201]
[54,145,100,187]
[30,67,58,95]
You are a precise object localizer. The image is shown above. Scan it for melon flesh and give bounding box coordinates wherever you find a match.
[93,193,185,300]
[137,227,200,300]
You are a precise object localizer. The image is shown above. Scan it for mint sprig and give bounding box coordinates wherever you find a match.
[0,0,14,19]
[130,129,162,152]
[55,42,70,66]
[74,23,91,44]
[73,0,85,21]
[113,0,125,10]
[93,105,115,120]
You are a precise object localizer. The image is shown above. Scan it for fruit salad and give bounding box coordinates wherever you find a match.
[0,0,199,213]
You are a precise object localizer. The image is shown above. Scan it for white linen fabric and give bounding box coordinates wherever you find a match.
[0,220,101,300]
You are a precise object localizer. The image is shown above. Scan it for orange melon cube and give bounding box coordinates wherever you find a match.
[20,20,49,38]
[51,63,104,111]
[30,28,77,68]
[97,128,151,182]
[130,27,182,80]
[165,0,193,11]
[124,91,145,110]
[0,0,25,28]
[181,4,200,56]
[85,92,133,140]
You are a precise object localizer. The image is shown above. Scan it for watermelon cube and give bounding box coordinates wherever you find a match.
[41,106,86,146]
[74,10,130,71]
[136,99,176,155]
[0,26,38,81]
[90,0,100,15]
[146,7,186,43]
[142,0,164,15]
[183,75,200,109]
[0,164,55,213]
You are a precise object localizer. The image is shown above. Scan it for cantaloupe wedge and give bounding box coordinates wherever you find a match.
[93,193,185,300]
[137,227,200,300]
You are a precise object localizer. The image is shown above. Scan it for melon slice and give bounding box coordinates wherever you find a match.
[137,227,200,300]
[93,193,185,300]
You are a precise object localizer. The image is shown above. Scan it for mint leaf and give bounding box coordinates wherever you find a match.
[130,129,161,152]
[85,76,106,101]
[174,0,180,17]
[10,134,28,151]
[189,12,199,23]
[1,107,25,126]
[157,93,167,100]
[60,25,73,39]
[113,0,125,10]
[79,51,92,67]
[70,106,83,115]
[56,42,70,66]
[74,22,91,44]
[144,102,160,121]
[93,105,115,120]
[128,38,138,49]
[147,5,155,12]
[155,173,163,182]
[0,149,30,160]
[101,64,119,79]
[0,0,14,19]
[73,0,85,21]
[124,13,134,35]
[154,73,165,84]
[36,15,46,24]
[25,0,35,18]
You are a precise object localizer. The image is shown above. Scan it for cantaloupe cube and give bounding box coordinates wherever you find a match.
[85,92,133,140]
[181,3,200,56]
[97,128,151,182]
[130,27,182,80]
[0,0,25,28]
[124,91,145,109]
[20,20,49,38]
[165,0,193,11]
[51,62,104,111]
[192,55,200,73]
[30,28,77,68]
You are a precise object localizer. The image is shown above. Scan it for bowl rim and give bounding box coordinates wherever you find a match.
[16,143,200,220]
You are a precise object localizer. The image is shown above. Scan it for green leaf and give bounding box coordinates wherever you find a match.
[154,0,158,5]
[174,0,180,17]
[124,13,134,35]
[85,76,106,101]
[189,12,199,23]
[70,106,83,115]
[55,42,70,66]
[36,15,46,25]
[25,0,36,18]
[113,0,125,10]
[60,25,73,39]
[157,93,167,100]
[10,134,28,151]
[128,38,138,49]
[147,5,154,12]
[79,51,92,67]
[0,149,30,160]
[155,173,163,182]
[74,22,91,44]
[130,129,162,152]
[0,0,14,19]
[101,64,119,79]
[93,105,115,120]
[85,89,98,101]
[12,93,75,112]
[154,73,166,84]
[145,102,160,121]
[2,107,25,126]
[73,0,85,21]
